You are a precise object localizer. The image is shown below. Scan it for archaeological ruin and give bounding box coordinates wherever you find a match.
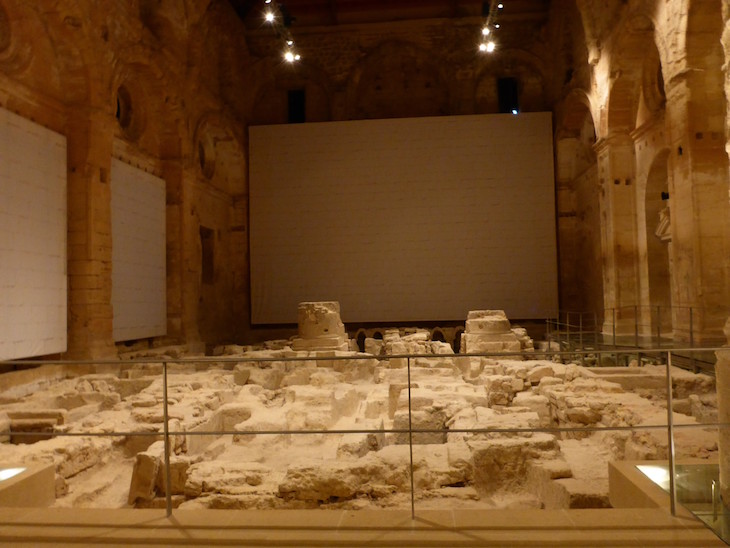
[2,0,730,545]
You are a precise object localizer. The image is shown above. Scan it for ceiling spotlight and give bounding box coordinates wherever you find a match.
[479,43,488,52]
[284,50,295,62]
[482,26,490,36]
[511,109,519,115]
[264,0,272,3]
[286,39,294,46]
[497,3,504,8]
[494,23,500,28]
[264,11,275,22]
[486,41,496,52]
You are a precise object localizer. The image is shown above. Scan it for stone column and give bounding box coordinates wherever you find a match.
[718,10,730,507]
[179,168,203,346]
[231,193,250,342]
[291,302,349,351]
[64,106,116,359]
[595,133,640,339]
[665,75,730,344]
[715,320,730,505]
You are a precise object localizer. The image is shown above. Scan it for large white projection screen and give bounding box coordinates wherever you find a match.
[250,113,557,324]
[111,158,167,342]
[0,107,67,360]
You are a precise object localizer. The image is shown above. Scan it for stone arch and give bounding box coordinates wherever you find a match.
[606,13,658,133]
[347,40,449,120]
[250,61,332,125]
[685,0,725,133]
[193,111,247,195]
[636,44,666,128]
[0,1,38,79]
[138,0,195,52]
[556,89,597,153]
[453,328,464,353]
[0,0,91,120]
[355,330,367,352]
[474,49,547,114]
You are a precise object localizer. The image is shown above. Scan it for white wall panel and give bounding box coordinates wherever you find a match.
[0,107,67,360]
[111,158,166,341]
[250,113,558,324]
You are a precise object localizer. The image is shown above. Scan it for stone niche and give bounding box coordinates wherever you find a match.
[291,301,350,351]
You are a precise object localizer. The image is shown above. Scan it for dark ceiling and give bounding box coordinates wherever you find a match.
[229,0,551,29]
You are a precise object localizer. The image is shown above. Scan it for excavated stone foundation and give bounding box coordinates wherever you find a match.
[0,332,718,511]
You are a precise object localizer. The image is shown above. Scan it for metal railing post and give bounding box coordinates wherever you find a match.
[595,312,602,366]
[689,307,696,372]
[407,356,415,520]
[666,351,677,516]
[579,313,584,365]
[162,361,172,518]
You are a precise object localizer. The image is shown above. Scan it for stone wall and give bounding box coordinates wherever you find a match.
[0,0,250,356]
[554,0,730,345]
[1,0,730,354]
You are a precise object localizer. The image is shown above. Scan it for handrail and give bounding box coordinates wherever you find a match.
[1,345,726,365]
[0,347,725,520]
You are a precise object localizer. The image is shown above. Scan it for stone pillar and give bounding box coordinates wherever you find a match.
[64,106,116,359]
[291,302,349,351]
[160,158,191,345]
[459,310,522,354]
[665,75,730,344]
[715,320,730,505]
[179,169,203,346]
[718,11,730,508]
[595,133,639,338]
[231,193,250,342]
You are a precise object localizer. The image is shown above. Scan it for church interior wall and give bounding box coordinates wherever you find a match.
[5,0,730,531]
[0,0,729,353]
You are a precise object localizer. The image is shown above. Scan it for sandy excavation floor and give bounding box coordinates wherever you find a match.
[0,332,719,511]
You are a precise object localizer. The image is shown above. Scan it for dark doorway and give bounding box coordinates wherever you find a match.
[288,89,306,123]
[497,77,519,114]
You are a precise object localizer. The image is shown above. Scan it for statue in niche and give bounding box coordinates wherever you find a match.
[654,206,671,242]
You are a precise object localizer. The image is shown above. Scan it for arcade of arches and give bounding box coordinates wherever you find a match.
[4,0,730,510]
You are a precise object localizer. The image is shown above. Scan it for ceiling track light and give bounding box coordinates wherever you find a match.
[263,1,301,63]
[478,0,503,55]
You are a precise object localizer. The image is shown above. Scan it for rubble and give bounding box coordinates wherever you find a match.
[0,309,718,511]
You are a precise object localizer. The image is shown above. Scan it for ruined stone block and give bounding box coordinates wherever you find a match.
[392,408,446,444]
[0,411,9,443]
[217,403,252,431]
[247,367,284,390]
[128,442,163,504]
[232,365,250,386]
[470,433,560,494]
[155,455,190,496]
